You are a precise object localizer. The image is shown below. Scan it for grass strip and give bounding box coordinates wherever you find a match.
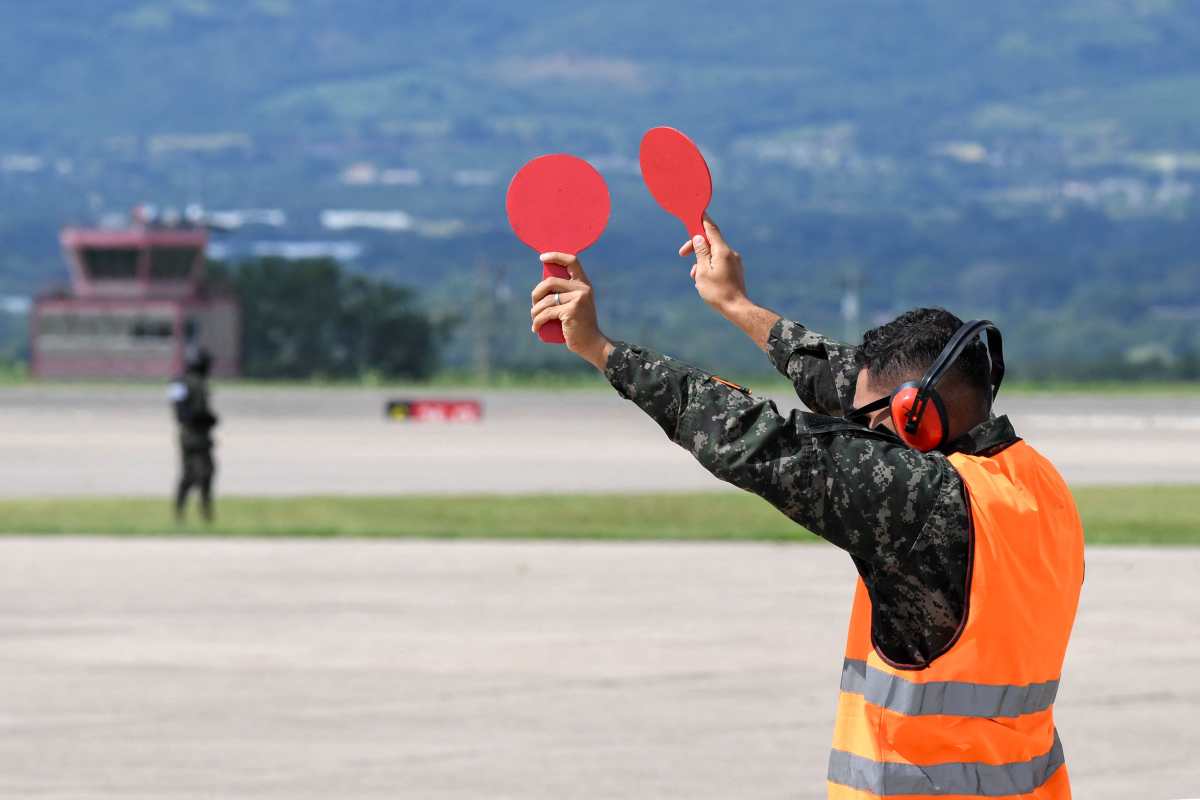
[0,486,1195,544]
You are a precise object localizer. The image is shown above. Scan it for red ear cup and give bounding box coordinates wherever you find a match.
[890,383,948,452]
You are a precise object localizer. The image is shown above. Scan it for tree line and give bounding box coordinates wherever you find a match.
[208,258,443,381]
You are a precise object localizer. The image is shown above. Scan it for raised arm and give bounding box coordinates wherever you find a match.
[603,342,966,562]
[680,217,858,416]
[765,318,859,416]
[528,251,964,562]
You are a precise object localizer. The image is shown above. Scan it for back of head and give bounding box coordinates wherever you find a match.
[184,346,213,377]
[857,307,992,421]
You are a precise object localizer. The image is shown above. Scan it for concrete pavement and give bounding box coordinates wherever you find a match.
[0,538,1196,799]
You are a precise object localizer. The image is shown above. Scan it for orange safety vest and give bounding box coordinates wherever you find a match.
[827,440,1084,799]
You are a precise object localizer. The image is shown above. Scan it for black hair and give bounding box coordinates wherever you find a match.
[185,346,213,376]
[856,307,990,396]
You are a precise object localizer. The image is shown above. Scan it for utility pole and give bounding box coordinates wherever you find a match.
[473,261,513,384]
[473,260,493,384]
[841,265,863,344]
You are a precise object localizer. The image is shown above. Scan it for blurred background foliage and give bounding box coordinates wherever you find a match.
[208,258,440,381]
[3,1,1200,380]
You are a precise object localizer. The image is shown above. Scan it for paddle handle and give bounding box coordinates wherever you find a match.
[538,261,569,344]
[688,213,708,244]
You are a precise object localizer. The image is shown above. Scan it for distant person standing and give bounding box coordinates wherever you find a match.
[168,347,219,522]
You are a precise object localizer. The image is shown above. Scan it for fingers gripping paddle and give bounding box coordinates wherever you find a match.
[639,126,712,241]
[506,154,610,344]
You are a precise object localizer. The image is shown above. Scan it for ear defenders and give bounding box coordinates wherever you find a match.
[851,320,1005,452]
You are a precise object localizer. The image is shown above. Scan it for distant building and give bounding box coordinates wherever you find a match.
[31,223,239,379]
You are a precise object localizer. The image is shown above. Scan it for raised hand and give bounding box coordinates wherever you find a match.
[531,252,613,370]
[679,215,749,313]
[678,214,780,351]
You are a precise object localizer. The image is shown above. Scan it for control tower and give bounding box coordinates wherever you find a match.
[30,220,239,379]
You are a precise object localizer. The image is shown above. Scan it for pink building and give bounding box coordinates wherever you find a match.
[31,225,239,379]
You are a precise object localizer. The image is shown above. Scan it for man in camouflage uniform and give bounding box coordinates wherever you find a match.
[168,348,219,523]
[527,217,1013,668]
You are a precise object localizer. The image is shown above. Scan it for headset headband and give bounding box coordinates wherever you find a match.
[917,319,1005,402]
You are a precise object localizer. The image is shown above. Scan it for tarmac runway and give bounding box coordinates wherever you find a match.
[0,537,1195,799]
[1,384,1199,497]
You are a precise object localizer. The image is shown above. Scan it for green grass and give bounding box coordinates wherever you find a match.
[0,493,802,541]
[0,487,1196,544]
[1069,486,1200,545]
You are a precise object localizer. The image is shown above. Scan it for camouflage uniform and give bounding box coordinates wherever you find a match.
[604,318,1020,668]
[169,371,218,521]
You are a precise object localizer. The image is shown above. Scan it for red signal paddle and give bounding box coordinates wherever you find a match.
[639,126,712,241]
[506,154,611,344]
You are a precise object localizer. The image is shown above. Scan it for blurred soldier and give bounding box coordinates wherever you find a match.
[530,216,1083,800]
[168,347,219,522]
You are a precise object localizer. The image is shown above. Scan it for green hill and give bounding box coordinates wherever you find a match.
[2,0,1200,376]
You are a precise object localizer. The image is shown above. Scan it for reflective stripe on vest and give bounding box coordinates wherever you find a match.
[841,658,1060,718]
[829,731,1064,797]
[827,441,1085,800]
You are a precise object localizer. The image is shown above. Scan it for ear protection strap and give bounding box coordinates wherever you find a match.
[920,320,1004,396]
[845,395,890,426]
[983,326,1005,400]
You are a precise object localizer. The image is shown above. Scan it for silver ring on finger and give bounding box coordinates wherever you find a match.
[554,292,562,306]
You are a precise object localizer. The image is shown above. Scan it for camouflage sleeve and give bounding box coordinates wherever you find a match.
[604,342,967,563]
[766,318,860,416]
